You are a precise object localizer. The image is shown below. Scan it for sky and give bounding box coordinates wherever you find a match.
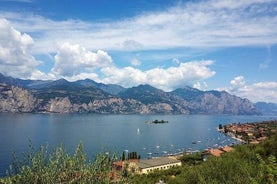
[0,0,277,103]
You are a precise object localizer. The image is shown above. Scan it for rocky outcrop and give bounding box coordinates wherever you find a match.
[0,83,37,112]
[46,97,73,113]
[187,91,258,115]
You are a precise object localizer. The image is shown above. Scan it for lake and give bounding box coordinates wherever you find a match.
[0,113,276,176]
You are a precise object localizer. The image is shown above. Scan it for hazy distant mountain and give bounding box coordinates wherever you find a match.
[254,102,277,115]
[0,73,261,115]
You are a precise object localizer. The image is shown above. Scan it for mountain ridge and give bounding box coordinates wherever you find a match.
[0,73,262,115]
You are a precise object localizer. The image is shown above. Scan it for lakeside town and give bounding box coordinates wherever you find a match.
[219,120,277,144]
[113,120,277,177]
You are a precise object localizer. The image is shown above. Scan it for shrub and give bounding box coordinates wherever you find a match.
[2,143,117,184]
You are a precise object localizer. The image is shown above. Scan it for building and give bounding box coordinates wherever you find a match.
[208,146,234,157]
[209,149,224,157]
[133,157,182,174]
[114,157,182,175]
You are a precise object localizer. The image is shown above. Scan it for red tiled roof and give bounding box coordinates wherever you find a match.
[209,149,224,157]
[221,146,234,152]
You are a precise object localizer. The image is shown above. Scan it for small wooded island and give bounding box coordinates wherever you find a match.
[146,119,169,124]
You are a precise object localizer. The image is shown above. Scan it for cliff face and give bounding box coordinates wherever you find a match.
[187,91,258,115]
[0,83,37,112]
[0,75,261,115]
[42,97,178,114]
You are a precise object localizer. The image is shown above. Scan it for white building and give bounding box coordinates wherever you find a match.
[131,157,182,174]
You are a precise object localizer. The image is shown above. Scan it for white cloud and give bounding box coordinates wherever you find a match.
[172,58,181,65]
[193,81,208,90]
[209,0,275,9]
[1,0,276,54]
[225,76,277,103]
[259,46,272,69]
[101,60,215,91]
[51,42,113,77]
[0,18,41,78]
[64,73,99,82]
[230,76,246,88]
[43,42,215,90]
[122,40,143,51]
[130,58,141,66]
[0,18,216,90]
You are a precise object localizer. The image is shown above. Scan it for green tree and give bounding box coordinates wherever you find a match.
[121,151,125,161]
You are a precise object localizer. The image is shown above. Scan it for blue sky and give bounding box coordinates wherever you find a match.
[0,0,277,103]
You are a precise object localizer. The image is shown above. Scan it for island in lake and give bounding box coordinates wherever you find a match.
[146,119,169,124]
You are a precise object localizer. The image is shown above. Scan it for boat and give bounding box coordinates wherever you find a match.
[192,140,202,144]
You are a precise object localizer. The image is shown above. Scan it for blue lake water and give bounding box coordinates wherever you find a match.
[0,113,276,176]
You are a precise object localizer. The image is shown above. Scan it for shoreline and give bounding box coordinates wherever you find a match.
[217,128,246,143]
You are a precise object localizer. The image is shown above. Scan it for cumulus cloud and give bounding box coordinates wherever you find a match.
[230,76,246,88]
[225,76,277,103]
[101,60,215,91]
[0,18,41,78]
[1,0,277,54]
[51,42,113,77]
[0,18,216,91]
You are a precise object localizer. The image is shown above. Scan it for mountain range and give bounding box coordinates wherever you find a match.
[0,73,272,115]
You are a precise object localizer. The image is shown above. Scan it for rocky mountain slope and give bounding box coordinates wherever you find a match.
[0,73,260,115]
[0,83,38,113]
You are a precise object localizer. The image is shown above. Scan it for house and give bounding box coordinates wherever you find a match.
[208,146,234,157]
[209,149,224,157]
